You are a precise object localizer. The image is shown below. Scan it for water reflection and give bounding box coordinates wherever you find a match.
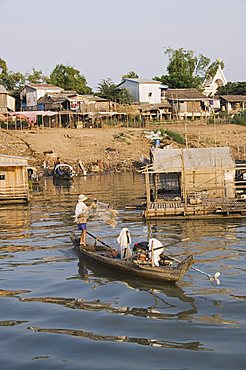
[28,325,207,351]
[0,174,246,370]
[0,320,28,326]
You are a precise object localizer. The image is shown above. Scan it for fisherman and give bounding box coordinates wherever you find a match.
[74,194,90,246]
[74,195,99,246]
[117,228,132,259]
[148,238,164,267]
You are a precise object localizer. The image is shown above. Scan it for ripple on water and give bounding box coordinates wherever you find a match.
[0,174,246,370]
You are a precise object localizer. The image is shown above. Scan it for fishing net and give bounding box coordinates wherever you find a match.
[88,200,118,228]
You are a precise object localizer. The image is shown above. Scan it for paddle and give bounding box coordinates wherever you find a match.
[147,237,221,285]
[87,231,112,250]
[145,238,190,254]
[163,252,221,286]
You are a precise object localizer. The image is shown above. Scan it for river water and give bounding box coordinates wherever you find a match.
[0,173,246,370]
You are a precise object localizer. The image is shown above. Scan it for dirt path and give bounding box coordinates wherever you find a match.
[1,123,246,173]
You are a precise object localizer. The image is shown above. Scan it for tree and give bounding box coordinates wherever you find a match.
[26,68,47,84]
[0,58,25,94]
[0,58,7,74]
[48,64,92,94]
[96,78,134,104]
[217,81,246,95]
[122,71,139,79]
[205,58,225,80]
[96,78,116,100]
[154,47,211,89]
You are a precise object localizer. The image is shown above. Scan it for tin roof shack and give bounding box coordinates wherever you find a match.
[143,147,246,219]
[37,91,77,111]
[165,89,210,120]
[20,84,63,111]
[220,95,246,114]
[68,95,111,113]
[0,154,29,203]
[0,85,15,112]
[140,102,172,122]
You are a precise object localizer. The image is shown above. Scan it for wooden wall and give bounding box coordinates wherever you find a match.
[0,166,29,201]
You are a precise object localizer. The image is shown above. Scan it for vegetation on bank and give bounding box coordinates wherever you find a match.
[155,128,186,145]
[230,111,246,125]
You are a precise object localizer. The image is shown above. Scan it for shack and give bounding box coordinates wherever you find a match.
[0,154,29,203]
[143,147,246,219]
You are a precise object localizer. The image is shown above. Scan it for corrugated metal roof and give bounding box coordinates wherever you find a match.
[26,83,62,90]
[220,95,246,102]
[150,147,235,173]
[123,78,161,84]
[0,154,28,166]
[166,88,209,101]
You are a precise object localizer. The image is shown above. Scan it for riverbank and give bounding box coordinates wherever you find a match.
[1,123,246,174]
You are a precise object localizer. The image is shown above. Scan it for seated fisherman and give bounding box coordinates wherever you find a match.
[117,228,132,259]
[148,238,164,267]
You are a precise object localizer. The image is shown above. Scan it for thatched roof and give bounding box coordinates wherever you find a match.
[67,95,108,102]
[148,147,235,173]
[220,95,246,103]
[166,88,209,101]
[37,91,77,104]
[141,102,172,112]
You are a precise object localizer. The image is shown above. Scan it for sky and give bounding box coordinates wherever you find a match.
[0,0,245,90]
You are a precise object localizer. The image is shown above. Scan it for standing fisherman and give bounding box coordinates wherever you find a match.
[75,194,89,246]
[74,195,98,246]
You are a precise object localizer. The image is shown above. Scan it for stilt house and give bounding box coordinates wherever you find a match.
[0,154,29,203]
[143,147,246,219]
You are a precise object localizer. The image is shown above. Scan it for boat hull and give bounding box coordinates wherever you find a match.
[70,233,193,283]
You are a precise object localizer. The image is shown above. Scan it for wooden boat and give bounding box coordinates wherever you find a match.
[70,233,193,283]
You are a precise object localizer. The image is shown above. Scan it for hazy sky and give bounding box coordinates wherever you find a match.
[0,0,245,90]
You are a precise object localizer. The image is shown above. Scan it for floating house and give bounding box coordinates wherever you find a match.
[143,147,246,219]
[0,154,29,203]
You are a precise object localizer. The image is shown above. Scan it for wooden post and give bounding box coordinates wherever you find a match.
[181,149,187,214]
[145,165,151,209]
[150,240,154,267]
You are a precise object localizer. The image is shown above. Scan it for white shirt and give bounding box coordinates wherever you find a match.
[75,201,88,222]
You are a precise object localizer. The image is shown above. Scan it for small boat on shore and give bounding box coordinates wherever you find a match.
[53,163,75,180]
[70,233,193,283]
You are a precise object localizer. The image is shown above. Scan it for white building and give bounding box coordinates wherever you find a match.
[203,65,227,97]
[20,83,63,110]
[116,78,162,104]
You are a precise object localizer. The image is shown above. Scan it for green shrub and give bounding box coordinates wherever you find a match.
[230,111,246,125]
[155,128,186,145]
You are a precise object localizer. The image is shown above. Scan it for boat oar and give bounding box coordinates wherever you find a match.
[87,231,112,250]
[164,253,221,286]
[148,237,190,253]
